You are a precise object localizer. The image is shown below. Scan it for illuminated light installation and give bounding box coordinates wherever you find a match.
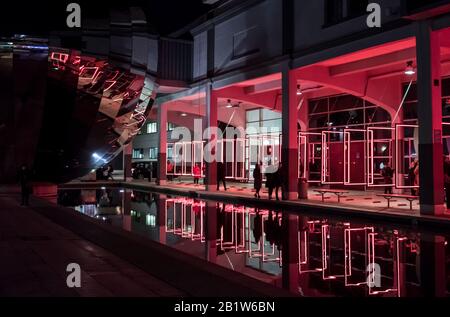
[366,127,395,187]
[395,124,419,190]
[343,129,367,186]
[321,131,345,184]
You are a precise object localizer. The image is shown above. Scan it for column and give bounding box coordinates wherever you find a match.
[157,104,168,185]
[123,144,132,182]
[419,235,446,297]
[281,213,299,293]
[205,82,218,192]
[205,201,217,263]
[282,66,299,200]
[416,21,445,215]
[157,194,167,245]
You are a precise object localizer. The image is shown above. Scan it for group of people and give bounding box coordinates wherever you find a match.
[253,161,285,200]
[381,159,419,195]
[95,165,114,180]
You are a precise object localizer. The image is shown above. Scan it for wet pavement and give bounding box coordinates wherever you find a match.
[0,194,184,297]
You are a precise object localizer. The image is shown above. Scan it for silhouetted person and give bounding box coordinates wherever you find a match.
[217,162,227,191]
[253,209,262,244]
[274,163,283,201]
[408,159,418,195]
[444,157,450,209]
[253,162,262,198]
[106,165,114,180]
[381,163,394,194]
[18,165,31,206]
[167,160,174,181]
[266,163,276,200]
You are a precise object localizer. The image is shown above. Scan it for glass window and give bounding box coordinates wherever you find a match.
[167,123,175,131]
[132,149,144,159]
[147,122,157,134]
[309,98,328,114]
[246,109,260,123]
[149,147,158,160]
[261,109,281,121]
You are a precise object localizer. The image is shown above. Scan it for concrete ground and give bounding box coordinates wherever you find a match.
[0,193,184,297]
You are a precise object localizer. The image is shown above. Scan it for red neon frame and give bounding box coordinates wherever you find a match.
[395,124,419,189]
[321,131,345,185]
[367,127,395,187]
[343,128,367,186]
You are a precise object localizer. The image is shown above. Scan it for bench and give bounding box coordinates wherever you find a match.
[314,189,349,203]
[376,194,419,210]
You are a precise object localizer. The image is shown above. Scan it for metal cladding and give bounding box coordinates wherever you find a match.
[0,8,158,183]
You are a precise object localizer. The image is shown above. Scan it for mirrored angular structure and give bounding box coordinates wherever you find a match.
[0,8,157,183]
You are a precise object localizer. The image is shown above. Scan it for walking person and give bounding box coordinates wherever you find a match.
[253,161,262,198]
[217,161,227,191]
[381,163,394,194]
[18,165,31,206]
[266,163,275,200]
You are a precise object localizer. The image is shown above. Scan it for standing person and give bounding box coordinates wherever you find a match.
[381,163,394,194]
[266,163,275,200]
[253,161,262,198]
[408,159,418,195]
[274,163,283,201]
[413,160,419,196]
[193,163,201,185]
[106,165,114,180]
[18,165,31,206]
[217,161,227,191]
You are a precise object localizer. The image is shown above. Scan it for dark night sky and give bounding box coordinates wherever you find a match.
[0,0,215,37]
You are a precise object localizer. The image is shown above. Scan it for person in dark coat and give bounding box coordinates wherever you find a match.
[408,159,418,195]
[253,161,263,198]
[217,161,227,191]
[381,163,394,194]
[266,163,275,200]
[274,163,283,201]
[18,165,31,206]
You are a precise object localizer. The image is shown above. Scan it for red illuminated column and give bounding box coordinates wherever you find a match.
[157,104,168,185]
[157,194,167,245]
[281,213,299,293]
[205,201,217,263]
[205,82,218,192]
[416,22,445,215]
[282,67,299,200]
[419,235,446,297]
[123,144,132,182]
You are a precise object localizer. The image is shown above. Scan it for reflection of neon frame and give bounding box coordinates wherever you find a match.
[248,210,276,260]
[395,124,419,189]
[298,220,325,274]
[322,223,350,280]
[368,233,406,296]
[298,132,322,182]
[367,127,394,187]
[343,129,367,186]
[219,204,235,251]
[234,206,250,254]
[344,227,374,287]
[321,131,344,184]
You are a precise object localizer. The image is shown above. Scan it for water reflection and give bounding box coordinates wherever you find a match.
[58,188,450,297]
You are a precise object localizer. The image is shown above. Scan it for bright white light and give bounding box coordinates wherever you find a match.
[181,113,187,117]
[405,61,415,76]
[381,145,387,152]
